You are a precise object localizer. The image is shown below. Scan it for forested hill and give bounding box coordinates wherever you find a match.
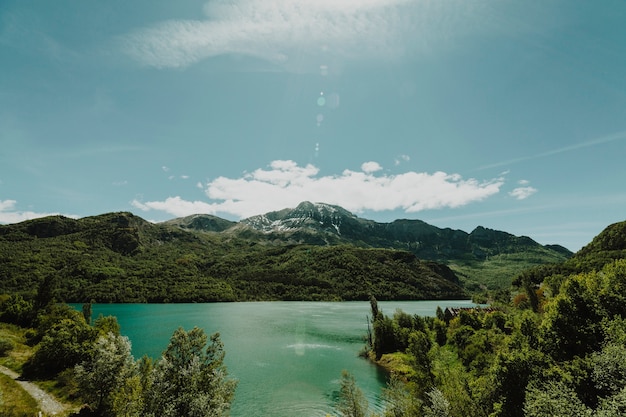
[0,212,466,302]
[168,201,573,289]
[515,219,626,287]
[0,202,575,301]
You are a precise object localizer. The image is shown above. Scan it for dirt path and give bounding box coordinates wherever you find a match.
[0,365,68,415]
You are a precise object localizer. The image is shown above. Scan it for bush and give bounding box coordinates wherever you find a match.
[0,338,13,356]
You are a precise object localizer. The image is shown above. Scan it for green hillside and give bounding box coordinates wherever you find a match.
[0,212,465,302]
[513,220,626,290]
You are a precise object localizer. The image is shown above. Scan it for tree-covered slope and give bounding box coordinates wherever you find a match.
[514,220,626,288]
[0,212,465,302]
[177,202,572,290]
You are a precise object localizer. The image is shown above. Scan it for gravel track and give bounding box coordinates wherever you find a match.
[0,365,68,415]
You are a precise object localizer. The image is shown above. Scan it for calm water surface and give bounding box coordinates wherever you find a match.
[85,300,477,416]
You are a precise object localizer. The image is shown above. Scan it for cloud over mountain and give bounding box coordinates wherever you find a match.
[132,160,505,218]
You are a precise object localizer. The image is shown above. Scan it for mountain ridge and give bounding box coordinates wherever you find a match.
[164,201,572,289]
[166,201,570,256]
[0,202,574,297]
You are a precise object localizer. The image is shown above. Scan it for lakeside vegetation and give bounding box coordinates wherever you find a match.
[0,300,236,416]
[0,219,624,416]
[340,221,626,416]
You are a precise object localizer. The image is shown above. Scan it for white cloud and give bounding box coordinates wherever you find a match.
[132,196,216,218]
[394,154,410,166]
[509,186,537,200]
[120,0,492,70]
[0,199,75,224]
[0,200,17,212]
[361,161,382,173]
[133,160,504,219]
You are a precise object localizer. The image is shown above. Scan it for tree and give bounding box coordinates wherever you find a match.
[93,314,120,336]
[82,302,92,325]
[423,388,450,417]
[337,370,368,417]
[380,373,421,417]
[24,314,96,377]
[523,380,591,417]
[75,332,137,416]
[596,386,626,417]
[407,330,434,392]
[592,343,626,398]
[144,327,237,417]
[0,294,34,326]
[540,277,602,361]
[483,347,548,417]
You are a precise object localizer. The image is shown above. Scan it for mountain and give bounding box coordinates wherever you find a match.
[162,214,236,233]
[514,219,626,288]
[0,211,466,303]
[173,202,573,289]
[0,202,576,302]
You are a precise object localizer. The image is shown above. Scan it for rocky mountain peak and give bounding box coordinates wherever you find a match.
[241,201,359,235]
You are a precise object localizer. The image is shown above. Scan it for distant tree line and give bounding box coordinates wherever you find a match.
[0,231,465,302]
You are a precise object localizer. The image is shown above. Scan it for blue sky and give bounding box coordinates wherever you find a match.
[1,0,625,251]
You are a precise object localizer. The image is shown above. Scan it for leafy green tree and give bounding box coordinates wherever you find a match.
[380,373,421,417]
[540,276,602,361]
[520,273,539,312]
[407,330,434,391]
[93,314,120,336]
[523,380,591,417]
[110,374,144,417]
[82,302,92,325]
[24,313,97,377]
[337,370,368,417]
[373,315,397,360]
[482,347,548,417]
[34,275,58,310]
[592,343,626,398]
[596,386,626,417]
[144,327,237,417]
[423,388,450,417]
[0,294,33,326]
[75,333,137,416]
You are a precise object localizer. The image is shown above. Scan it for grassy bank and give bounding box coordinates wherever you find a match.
[0,323,77,417]
[0,323,39,416]
[0,372,39,416]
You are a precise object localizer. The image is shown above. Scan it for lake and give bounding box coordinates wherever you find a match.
[83,300,478,416]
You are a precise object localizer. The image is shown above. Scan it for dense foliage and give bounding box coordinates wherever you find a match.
[0,212,466,302]
[0,217,625,416]
[352,227,626,417]
[0,295,236,417]
[0,208,572,305]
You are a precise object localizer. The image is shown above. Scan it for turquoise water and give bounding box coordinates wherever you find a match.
[84,300,477,416]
